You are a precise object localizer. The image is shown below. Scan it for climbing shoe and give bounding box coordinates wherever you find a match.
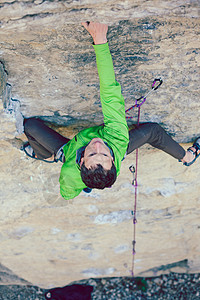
[183,137,200,166]
[22,142,56,163]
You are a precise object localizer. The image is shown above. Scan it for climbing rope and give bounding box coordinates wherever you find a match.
[125,78,163,276]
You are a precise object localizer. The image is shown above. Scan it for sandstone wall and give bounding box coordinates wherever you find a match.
[0,0,200,288]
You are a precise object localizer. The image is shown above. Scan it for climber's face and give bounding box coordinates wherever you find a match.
[80,138,113,170]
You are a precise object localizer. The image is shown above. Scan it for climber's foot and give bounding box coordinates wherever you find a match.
[181,137,200,166]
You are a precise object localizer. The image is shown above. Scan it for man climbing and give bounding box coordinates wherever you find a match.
[23,22,200,200]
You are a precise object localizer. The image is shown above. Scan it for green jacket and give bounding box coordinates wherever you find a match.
[59,43,129,200]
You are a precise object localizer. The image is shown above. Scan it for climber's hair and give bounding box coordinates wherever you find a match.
[80,161,117,189]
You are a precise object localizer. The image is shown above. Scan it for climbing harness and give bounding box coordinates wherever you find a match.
[125,78,163,276]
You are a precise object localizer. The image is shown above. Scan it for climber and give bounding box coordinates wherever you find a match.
[22,21,200,200]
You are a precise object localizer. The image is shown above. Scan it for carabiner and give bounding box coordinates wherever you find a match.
[132,239,136,254]
[129,165,135,174]
[152,78,163,91]
[135,96,147,108]
[129,165,137,186]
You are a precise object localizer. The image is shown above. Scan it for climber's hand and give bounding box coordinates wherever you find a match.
[81,21,108,45]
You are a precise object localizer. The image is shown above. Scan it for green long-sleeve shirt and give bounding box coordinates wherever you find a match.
[59,43,129,200]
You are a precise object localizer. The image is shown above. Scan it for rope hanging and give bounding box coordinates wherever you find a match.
[125,78,163,277]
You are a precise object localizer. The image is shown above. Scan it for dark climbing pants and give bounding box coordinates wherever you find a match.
[126,122,186,159]
[24,118,186,161]
[24,118,70,160]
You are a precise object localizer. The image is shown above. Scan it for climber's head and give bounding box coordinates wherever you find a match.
[80,138,117,189]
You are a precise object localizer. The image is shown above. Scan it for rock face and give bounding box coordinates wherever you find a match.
[1,0,200,140]
[0,0,200,289]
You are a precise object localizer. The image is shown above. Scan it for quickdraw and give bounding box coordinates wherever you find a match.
[126,78,163,276]
[125,78,163,119]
